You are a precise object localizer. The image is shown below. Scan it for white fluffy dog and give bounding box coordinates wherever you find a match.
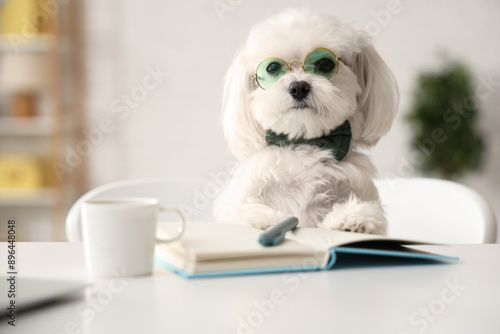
[214,9,399,234]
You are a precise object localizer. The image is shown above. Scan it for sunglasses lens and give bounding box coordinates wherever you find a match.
[303,49,339,80]
[255,58,289,90]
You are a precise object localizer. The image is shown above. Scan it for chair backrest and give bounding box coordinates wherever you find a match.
[66,177,216,241]
[67,177,497,243]
[375,177,497,243]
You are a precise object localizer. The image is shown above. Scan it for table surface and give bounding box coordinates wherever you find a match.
[0,242,499,334]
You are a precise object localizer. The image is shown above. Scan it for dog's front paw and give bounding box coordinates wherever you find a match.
[319,196,387,235]
[217,202,288,230]
[244,204,289,230]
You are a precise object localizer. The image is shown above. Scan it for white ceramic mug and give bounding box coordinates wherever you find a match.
[81,197,185,277]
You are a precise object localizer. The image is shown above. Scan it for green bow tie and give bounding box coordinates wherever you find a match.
[265,120,351,161]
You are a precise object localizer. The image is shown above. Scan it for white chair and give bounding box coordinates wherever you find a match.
[66,177,216,242]
[66,177,497,243]
[375,177,497,243]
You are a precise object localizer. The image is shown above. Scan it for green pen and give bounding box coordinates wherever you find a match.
[258,217,299,247]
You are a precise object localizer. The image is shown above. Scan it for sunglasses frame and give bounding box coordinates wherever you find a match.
[251,47,343,90]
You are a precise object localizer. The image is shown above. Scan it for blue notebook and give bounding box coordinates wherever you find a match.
[155,222,458,279]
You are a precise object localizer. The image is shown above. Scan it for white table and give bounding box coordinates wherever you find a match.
[1,242,499,334]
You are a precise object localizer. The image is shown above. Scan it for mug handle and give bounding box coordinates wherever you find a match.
[156,206,186,243]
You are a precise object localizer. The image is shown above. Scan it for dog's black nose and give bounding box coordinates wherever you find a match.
[289,81,311,101]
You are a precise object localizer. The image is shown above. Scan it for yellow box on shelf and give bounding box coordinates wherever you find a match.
[1,0,57,36]
[0,154,44,190]
[0,0,40,35]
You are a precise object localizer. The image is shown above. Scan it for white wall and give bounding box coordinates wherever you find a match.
[83,0,500,239]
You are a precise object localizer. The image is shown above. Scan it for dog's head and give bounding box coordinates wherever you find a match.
[222,9,399,160]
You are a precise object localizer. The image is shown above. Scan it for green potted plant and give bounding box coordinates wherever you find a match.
[406,60,484,180]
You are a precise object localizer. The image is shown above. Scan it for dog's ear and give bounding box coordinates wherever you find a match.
[222,46,266,160]
[350,37,399,147]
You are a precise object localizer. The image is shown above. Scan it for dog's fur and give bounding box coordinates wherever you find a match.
[214,9,399,234]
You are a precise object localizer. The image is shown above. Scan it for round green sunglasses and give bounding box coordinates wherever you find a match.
[252,48,343,90]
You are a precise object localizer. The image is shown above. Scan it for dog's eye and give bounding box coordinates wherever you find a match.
[315,58,335,73]
[266,62,283,75]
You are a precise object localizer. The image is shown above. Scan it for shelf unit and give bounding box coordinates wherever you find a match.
[0,188,58,206]
[0,116,55,136]
[0,1,86,241]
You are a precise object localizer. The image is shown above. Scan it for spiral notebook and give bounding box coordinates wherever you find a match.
[154,222,458,278]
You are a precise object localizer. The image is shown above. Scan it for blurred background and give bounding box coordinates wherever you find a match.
[0,0,498,241]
